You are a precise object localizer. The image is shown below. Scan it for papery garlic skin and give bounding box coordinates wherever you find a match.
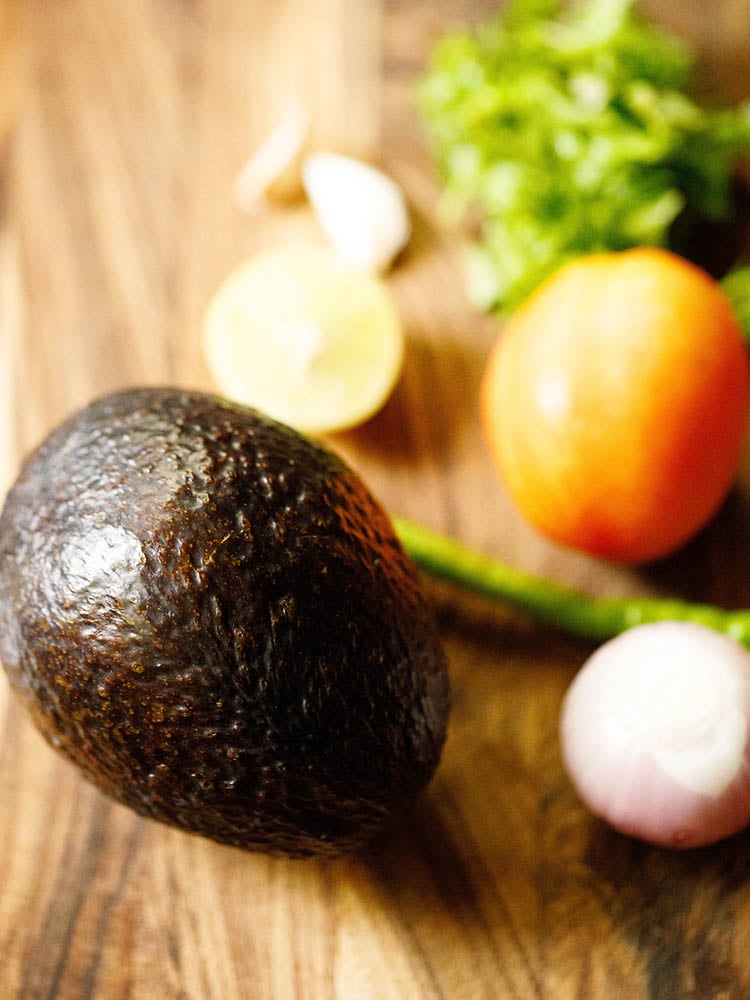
[560,622,750,849]
[302,152,411,273]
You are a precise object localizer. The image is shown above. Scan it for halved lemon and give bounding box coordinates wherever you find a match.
[202,245,405,436]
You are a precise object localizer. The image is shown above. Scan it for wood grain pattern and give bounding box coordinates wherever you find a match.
[1,2,750,997]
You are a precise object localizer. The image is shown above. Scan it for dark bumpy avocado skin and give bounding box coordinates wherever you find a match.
[0,388,449,856]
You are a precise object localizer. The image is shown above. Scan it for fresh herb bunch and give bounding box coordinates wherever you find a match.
[418,0,750,314]
[723,266,750,340]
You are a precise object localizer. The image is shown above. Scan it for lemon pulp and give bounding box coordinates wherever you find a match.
[202,245,404,435]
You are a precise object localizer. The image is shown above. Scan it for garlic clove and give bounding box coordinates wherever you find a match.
[302,152,411,273]
[234,101,309,212]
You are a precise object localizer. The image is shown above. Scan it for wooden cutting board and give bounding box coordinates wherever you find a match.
[2,2,750,997]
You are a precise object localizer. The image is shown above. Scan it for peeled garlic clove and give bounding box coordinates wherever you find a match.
[302,152,411,273]
[234,102,309,212]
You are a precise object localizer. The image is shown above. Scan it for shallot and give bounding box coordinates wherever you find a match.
[560,622,750,848]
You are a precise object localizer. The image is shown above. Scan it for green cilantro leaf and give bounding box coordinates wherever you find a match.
[722,266,750,343]
[418,0,750,314]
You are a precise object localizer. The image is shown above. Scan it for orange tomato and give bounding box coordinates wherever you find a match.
[481,248,749,564]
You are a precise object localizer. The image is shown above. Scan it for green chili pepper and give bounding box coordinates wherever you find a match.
[394,517,750,647]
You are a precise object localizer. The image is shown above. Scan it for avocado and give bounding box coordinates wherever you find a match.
[0,388,449,856]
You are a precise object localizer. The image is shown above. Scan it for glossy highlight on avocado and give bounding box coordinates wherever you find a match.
[0,388,450,857]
